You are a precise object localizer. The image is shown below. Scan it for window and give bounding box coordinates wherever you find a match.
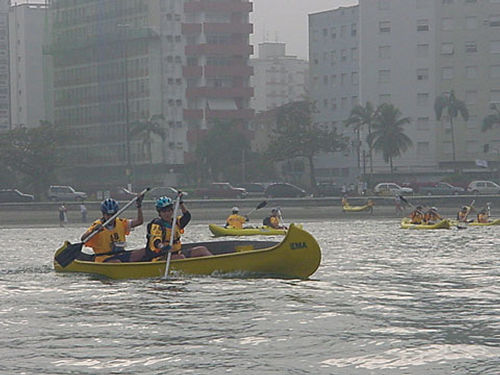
[330,27,336,39]
[351,24,357,36]
[379,21,391,33]
[341,49,347,61]
[465,41,477,53]
[489,15,500,27]
[417,44,429,58]
[417,117,430,130]
[465,90,477,105]
[490,65,500,78]
[465,65,478,79]
[417,93,429,106]
[417,142,430,155]
[441,18,453,31]
[379,45,391,59]
[490,41,500,53]
[442,67,454,80]
[351,72,359,85]
[417,68,429,81]
[417,19,429,31]
[441,43,454,55]
[378,70,391,83]
[466,17,478,30]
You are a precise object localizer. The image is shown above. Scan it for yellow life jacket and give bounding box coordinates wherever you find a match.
[85,218,130,262]
[226,214,246,229]
[269,216,280,228]
[146,217,183,255]
[477,213,489,223]
[410,211,424,224]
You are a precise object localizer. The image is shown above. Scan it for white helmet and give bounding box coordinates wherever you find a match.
[232,206,239,212]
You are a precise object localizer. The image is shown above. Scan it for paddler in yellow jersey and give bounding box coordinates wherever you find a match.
[409,205,424,224]
[457,206,471,222]
[225,206,249,229]
[476,209,489,223]
[423,207,443,224]
[141,196,212,261]
[81,197,143,262]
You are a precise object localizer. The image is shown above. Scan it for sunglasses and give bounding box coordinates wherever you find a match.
[159,206,173,212]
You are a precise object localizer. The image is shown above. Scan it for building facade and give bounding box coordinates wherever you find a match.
[45,0,253,189]
[9,2,46,130]
[309,6,360,186]
[0,0,9,132]
[250,42,308,113]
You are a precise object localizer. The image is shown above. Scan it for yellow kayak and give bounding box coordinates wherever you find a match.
[401,218,451,229]
[468,218,500,226]
[209,224,287,237]
[342,203,374,213]
[54,224,321,280]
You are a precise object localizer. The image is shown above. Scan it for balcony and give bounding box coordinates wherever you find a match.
[186,87,253,98]
[183,66,203,78]
[183,109,204,119]
[205,65,253,77]
[181,23,202,35]
[185,44,253,56]
[184,1,252,13]
[206,108,254,120]
[204,22,253,34]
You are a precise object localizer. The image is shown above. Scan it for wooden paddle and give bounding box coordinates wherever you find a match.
[55,187,150,268]
[163,191,182,280]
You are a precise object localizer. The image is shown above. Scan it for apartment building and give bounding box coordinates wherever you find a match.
[309,6,360,186]
[0,0,9,132]
[250,42,308,113]
[9,3,46,130]
[45,0,253,188]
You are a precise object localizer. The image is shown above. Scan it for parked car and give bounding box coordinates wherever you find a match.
[149,186,179,201]
[418,182,465,196]
[48,185,87,201]
[110,187,137,201]
[467,180,500,194]
[373,182,414,196]
[264,183,308,198]
[195,182,247,199]
[314,182,342,197]
[0,189,35,202]
[239,183,266,196]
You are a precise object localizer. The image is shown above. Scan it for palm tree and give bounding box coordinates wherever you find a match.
[482,103,500,132]
[434,90,469,162]
[344,101,377,174]
[129,114,166,166]
[367,103,412,174]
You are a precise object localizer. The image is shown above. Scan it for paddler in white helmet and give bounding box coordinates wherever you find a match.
[225,206,249,229]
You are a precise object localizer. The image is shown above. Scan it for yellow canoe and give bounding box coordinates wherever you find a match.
[401,218,451,229]
[208,224,286,237]
[53,224,321,280]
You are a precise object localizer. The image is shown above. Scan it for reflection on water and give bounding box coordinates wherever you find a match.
[0,220,498,374]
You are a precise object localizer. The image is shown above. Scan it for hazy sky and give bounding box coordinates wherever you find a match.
[251,0,358,60]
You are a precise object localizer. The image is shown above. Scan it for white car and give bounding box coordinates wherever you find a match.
[48,185,87,201]
[373,182,414,196]
[467,180,500,195]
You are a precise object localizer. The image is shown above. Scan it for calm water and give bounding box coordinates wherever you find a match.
[0,219,498,375]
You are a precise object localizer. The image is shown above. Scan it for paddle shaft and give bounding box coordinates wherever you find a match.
[244,200,267,217]
[83,187,150,244]
[163,193,181,279]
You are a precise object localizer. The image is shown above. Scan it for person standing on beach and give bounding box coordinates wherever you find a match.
[80,202,87,223]
[58,203,67,227]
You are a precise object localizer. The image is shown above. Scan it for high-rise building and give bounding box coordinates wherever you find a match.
[0,0,9,132]
[250,42,308,113]
[9,2,47,130]
[309,6,360,186]
[45,0,253,188]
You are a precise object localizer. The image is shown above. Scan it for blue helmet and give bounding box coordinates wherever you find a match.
[101,198,119,215]
[156,196,173,209]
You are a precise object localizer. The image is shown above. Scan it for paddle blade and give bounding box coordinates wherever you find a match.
[399,195,409,205]
[55,241,83,268]
[256,200,267,210]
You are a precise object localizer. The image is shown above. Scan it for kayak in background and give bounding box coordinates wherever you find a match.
[209,224,287,237]
[401,218,451,230]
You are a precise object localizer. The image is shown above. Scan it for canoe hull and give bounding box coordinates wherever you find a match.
[468,218,500,226]
[54,224,321,280]
[342,204,373,212]
[400,218,450,229]
[208,224,286,237]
